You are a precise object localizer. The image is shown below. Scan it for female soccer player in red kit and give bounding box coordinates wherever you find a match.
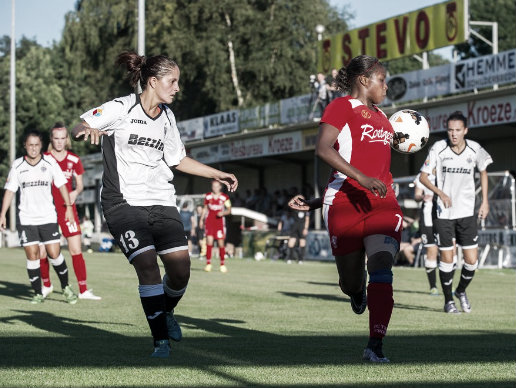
[292,55,402,362]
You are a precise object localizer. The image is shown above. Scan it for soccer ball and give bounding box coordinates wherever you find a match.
[254,251,264,261]
[389,109,430,154]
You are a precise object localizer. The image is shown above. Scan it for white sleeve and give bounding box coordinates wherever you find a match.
[4,164,19,193]
[163,111,187,167]
[80,99,126,134]
[420,145,437,175]
[414,174,425,190]
[476,146,493,172]
[48,157,68,189]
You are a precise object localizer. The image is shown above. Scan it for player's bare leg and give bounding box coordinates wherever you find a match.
[205,235,214,271]
[132,251,170,357]
[67,234,101,300]
[161,249,190,341]
[454,247,478,313]
[217,238,227,272]
[424,245,439,295]
[439,248,460,313]
[24,245,44,303]
[45,242,77,304]
[335,249,367,314]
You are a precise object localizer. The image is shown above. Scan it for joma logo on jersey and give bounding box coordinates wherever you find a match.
[130,119,147,125]
[360,124,393,145]
[128,134,164,151]
[442,166,471,174]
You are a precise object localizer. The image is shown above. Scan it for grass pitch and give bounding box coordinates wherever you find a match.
[0,247,514,388]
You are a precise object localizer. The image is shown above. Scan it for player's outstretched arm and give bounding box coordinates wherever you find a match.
[175,156,238,192]
[316,123,386,198]
[72,121,106,145]
[288,195,323,211]
[0,190,14,231]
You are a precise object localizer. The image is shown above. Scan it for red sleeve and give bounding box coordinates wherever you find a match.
[320,97,353,131]
[75,156,85,175]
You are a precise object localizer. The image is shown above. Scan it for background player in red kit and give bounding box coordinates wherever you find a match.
[291,55,403,363]
[200,180,231,273]
[39,123,101,300]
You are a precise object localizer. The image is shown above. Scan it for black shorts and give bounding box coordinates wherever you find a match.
[104,203,188,263]
[435,216,478,250]
[289,222,306,240]
[419,207,437,247]
[19,223,60,247]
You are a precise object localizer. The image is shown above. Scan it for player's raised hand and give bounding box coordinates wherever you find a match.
[216,172,238,192]
[74,123,106,145]
[439,192,452,208]
[357,174,387,198]
[288,195,311,211]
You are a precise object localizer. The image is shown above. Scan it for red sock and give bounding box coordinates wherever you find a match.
[367,283,394,338]
[40,257,51,288]
[219,247,225,266]
[72,254,88,293]
[206,245,212,265]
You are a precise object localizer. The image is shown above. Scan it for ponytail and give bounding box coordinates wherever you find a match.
[335,55,383,93]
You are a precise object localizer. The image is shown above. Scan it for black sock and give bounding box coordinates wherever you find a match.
[298,246,305,261]
[27,260,42,295]
[439,265,455,303]
[139,285,168,343]
[163,275,186,313]
[287,247,294,261]
[425,267,437,289]
[455,263,477,294]
[49,254,69,289]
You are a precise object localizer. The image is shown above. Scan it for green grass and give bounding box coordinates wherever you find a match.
[0,247,514,388]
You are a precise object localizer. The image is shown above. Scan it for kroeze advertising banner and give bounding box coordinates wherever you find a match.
[203,110,239,138]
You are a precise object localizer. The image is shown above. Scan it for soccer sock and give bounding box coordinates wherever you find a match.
[298,246,306,261]
[455,262,478,294]
[163,274,187,312]
[49,254,69,289]
[424,257,438,289]
[27,259,42,295]
[287,247,294,261]
[139,284,168,343]
[72,253,88,293]
[40,256,51,288]
[206,245,213,265]
[367,269,394,339]
[219,247,225,266]
[439,260,455,303]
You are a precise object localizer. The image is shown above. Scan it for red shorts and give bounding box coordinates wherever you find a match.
[205,218,225,240]
[56,203,82,238]
[323,196,402,256]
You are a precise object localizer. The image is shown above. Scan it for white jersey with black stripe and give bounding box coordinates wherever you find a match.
[420,139,492,220]
[80,94,186,211]
[4,155,67,225]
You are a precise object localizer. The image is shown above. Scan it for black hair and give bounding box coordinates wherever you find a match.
[335,55,384,93]
[23,129,43,144]
[116,51,178,90]
[446,111,467,128]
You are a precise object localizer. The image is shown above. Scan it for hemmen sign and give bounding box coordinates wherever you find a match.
[318,0,468,73]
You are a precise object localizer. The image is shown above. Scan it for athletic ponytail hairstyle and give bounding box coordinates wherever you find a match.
[335,55,384,93]
[116,51,178,90]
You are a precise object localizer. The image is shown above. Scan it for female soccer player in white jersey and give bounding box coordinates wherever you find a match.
[291,55,403,363]
[0,130,78,304]
[72,51,238,358]
[39,123,101,301]
[420,111,492,314]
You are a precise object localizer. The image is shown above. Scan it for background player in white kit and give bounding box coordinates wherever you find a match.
[0,130,78,304]
[420,111,492,313]
[414,172,439,295]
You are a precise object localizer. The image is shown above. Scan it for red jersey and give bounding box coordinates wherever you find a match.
[321,96,395,205]
[46,151,85,207]
[204,192,230,222]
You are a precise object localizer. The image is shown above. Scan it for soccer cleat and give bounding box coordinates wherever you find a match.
[166,310,182,342]
[286,260,292,264]
[298,260,304,265]
[151,339,170,358]
[454,290,471,313]
[350,271,367,315]
[42,284,54,298]
[220,265,228,273]
[363,347,389,363]
[204,264,212,272]
[63,285,78,305]
[79,289,102,300]
[444,301,461,314]
[430,287,439,296]
[30,294,45,304]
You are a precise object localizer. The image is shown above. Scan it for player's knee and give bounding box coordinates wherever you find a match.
[368,268,393,284]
